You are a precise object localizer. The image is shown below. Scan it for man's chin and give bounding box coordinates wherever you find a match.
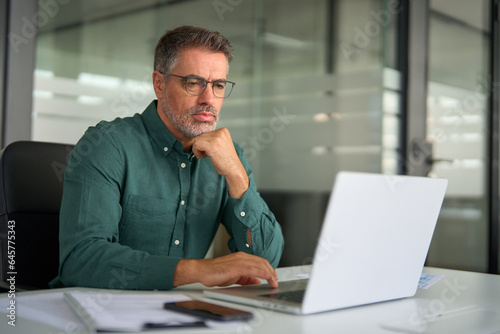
[181,125,217,138]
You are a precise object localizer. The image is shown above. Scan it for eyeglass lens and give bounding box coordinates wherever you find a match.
[185,77,231,98]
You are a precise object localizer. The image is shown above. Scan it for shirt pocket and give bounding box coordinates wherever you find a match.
[119,195,176,255]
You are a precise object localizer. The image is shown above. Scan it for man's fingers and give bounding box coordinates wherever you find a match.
[226,254,278,287]
[260,257,279,283]
[192,146,207,159]
[268,277,279,289]
[238,255,278,288]
[192,137,210,159]
[236,276,262,286]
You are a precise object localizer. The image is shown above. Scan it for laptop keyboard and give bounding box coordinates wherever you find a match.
[259,289,306,303]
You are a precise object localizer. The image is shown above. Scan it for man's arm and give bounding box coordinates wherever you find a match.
[192,128,256,247]
[191,128,285,267]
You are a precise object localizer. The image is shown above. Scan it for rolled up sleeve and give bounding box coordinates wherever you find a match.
[222,145,284,268]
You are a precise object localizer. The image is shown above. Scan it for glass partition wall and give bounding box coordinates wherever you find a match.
[425,0,492,272]
[33,0,402,266]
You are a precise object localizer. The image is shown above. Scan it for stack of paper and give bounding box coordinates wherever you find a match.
[0,290,251,332]
[64,291,200,332]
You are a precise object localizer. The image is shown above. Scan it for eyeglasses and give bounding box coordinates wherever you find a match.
[162,73,236,98]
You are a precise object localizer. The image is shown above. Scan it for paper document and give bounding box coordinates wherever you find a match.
[64,291,198,332]
[418,274,445,289]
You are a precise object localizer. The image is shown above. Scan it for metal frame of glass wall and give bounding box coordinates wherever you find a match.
[0,0,37,148]
[490,0,499,274]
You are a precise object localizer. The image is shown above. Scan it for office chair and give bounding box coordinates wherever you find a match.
[0,141,73,290]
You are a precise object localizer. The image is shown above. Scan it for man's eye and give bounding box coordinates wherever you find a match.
[186,80,201,87]
[215,82,226,89]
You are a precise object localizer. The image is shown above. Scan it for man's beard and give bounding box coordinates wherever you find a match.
[162,101,219,138]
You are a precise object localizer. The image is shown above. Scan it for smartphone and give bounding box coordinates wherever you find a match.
[164,300,253,321]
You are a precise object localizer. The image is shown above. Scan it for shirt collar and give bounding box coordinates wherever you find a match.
[141,100,191,158]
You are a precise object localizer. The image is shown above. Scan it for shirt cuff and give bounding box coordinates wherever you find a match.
[226,187,267,253]
[228,186,265,230]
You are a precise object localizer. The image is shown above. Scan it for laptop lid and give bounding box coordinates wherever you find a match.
[301,172,447,314]
[205,172,448,315]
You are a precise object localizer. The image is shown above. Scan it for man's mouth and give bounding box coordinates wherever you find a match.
[192,112,215,122]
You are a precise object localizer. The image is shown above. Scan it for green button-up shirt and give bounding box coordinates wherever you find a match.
[50,100,284,290]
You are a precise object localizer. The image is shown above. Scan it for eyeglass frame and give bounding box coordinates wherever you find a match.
[161,72,236,98]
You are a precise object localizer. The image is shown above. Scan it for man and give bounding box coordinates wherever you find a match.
[50,26,284,290]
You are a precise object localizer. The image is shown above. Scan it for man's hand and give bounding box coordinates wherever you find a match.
[173,252,279,288]
[192,128,249,198]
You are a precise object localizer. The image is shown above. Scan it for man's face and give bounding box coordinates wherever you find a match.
[155,47,228,140]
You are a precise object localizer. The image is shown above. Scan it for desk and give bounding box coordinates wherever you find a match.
[1,266,499,333]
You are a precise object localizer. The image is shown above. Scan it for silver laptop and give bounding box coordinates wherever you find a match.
[204,171,448,315]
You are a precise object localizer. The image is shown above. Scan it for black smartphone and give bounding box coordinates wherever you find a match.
[164,300,253,321]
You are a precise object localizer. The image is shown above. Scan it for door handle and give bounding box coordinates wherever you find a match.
[426,157,455,164]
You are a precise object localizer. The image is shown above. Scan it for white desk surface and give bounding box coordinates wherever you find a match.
[1,265,500,334]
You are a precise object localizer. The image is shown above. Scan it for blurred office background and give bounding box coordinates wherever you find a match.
[1,0,499,274]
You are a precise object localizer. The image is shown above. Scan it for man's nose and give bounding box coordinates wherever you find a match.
[197,83,216,104]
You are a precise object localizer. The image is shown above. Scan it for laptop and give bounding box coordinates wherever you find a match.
[204,171,448,315]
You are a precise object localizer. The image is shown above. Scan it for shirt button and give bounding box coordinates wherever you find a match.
[163,147,168,152]
[174,240,180,245]
[180,200,185,206]
[240,211,246,217]
[180,163,186,168]
[245,243,250,248]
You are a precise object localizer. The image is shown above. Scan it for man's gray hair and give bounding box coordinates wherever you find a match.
[154,25,233,74]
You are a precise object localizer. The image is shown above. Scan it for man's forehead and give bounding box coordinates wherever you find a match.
[174,47,228,77]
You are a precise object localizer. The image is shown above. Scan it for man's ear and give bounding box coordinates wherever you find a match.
[152,70,164,99]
